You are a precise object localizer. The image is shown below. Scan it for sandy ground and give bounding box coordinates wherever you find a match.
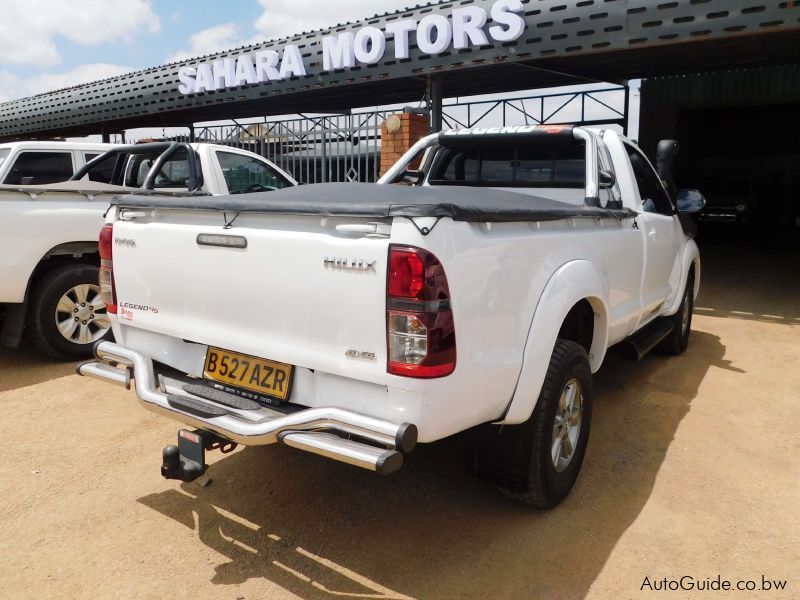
[1,245,798,600]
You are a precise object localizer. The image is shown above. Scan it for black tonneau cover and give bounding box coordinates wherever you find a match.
[114,183,636,223]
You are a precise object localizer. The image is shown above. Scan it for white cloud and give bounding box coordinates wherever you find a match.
[166,23,246,63]
[253,0,425,41]
[0,0,160,67]
[0,64,135,103]
[4,1,428,102]
[167,0,431,63]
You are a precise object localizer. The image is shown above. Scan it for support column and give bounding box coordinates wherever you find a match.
[427,75,444,133]
[623,84,630,136]
[101,131,111,143]
[320,130,327,183]
[380,112,430,177]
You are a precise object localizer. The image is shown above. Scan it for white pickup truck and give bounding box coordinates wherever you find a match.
[0,142,296,358]
[80,126,705,507]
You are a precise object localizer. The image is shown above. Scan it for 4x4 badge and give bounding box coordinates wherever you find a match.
[345,349,376,361]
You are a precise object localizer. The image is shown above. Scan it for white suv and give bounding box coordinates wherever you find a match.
[0,141,114,185]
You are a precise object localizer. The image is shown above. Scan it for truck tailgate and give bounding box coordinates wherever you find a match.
[111,211,391,385]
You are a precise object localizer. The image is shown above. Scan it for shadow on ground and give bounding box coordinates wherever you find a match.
[138,330,741,599]
[695,242,800,324]
[0,342,76,393]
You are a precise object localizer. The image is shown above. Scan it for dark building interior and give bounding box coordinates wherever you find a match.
[639,66,800,250]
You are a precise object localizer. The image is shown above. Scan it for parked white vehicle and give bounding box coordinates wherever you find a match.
[0,142,296,358]
[80,126,705,507]
[0,141,114,186]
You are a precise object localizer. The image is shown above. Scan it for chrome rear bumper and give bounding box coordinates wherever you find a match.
[78,341,416,475]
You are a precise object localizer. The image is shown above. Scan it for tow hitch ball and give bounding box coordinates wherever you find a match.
[161,429,238,483]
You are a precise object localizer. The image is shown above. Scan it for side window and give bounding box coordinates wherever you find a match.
[624,143,673,215]
[438,149,480,183]
[385,146,432,185]
[85,154,117,184]
[217,151,292,194]
[124,148,194,188]
[3,151,74,185]
[597,146,621,209]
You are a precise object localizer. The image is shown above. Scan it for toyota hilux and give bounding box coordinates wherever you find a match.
[79,126,704,507]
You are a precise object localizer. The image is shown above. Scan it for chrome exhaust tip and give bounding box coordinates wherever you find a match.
[279,431,404,475]
[77,361,131,390]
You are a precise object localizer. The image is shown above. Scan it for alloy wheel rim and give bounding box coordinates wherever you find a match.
[551,378,583,473]
[55,284,111,345]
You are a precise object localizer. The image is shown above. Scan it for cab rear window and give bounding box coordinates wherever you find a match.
[429,143,585,188]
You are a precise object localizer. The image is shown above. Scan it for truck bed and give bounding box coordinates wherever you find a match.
[113,183,637,223]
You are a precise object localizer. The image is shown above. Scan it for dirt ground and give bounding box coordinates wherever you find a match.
[1,245,798,600]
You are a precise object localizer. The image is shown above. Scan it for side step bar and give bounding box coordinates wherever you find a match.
[79,341,417,475]
[623,318,675,361]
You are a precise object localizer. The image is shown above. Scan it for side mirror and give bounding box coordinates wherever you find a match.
[599,169,616,189]
[401,169,424,185]
[656,139,680,202]
[657,139,680,163]
[677,189,706,214]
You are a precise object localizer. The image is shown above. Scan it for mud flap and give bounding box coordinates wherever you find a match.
[0,303,27,348]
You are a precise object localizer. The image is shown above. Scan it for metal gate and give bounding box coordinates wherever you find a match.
[183,111,389,184]
[162,86,628,184]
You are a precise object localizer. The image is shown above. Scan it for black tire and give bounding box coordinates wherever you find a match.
[657,271,695,356]
[28,263,113,360]
[470,340,593,508]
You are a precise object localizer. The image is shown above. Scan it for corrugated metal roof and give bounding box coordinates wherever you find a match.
[1,1,799,139]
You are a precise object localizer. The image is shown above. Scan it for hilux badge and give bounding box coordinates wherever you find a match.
[114,237,137,248]
[324,257,377,273]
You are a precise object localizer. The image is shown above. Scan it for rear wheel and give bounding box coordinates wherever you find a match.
[657,271,695,356]
[470,340,593,508]
[28,264,113,359]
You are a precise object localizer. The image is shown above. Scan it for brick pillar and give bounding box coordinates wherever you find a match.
[380,112,430,177]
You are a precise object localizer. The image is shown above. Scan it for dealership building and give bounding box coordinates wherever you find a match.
[0,0,798,240]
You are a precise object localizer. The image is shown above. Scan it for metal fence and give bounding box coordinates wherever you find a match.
[184,111,389,184]
[153,87,628,184]
[441,87,628,132]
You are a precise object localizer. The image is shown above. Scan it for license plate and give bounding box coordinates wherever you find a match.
[203,347,293,401]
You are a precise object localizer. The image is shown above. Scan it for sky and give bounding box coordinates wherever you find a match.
[0,0,423,103]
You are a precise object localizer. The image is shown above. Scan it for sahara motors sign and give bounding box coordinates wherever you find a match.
[178,0,526,95]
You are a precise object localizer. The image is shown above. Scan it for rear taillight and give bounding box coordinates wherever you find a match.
[98,224,117,314]
[387,246,456,378]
